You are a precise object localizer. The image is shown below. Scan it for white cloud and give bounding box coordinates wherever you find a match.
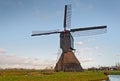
[75,46,100,55]
[75,47,93,55]
[75,46,101,66]
[87,38,95,42]
[80,58,94,62]
[0,54,55,69]
[94,46,99,50]
[97,54,102,56]
[75,41,83,45]
[0,48,6,54]
[116,54,120,56]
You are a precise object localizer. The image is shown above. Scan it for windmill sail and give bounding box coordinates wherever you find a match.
[63,4,71,29]
[70,26,107,36]
[31,29,60,36]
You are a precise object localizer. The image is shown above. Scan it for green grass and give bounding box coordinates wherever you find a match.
[0,69,109,81]
[109,70,120,75]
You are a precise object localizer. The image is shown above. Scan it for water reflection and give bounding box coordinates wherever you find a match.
[109,75,120,81]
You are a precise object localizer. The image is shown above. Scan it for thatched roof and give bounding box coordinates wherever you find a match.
[55,51,83,72]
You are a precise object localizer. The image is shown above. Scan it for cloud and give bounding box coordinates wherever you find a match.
[87,38,95,42]
[75,46,100,55]
[97,54,102,56]
[80,58,94,63]
[116,54,120,56]
[0,48,6,54]
[0,54,55,69]
[75,47,93,55]
[94,46,99,50]
[75,41,83,45]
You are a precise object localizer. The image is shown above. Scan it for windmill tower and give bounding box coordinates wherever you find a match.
[31,4,107,72]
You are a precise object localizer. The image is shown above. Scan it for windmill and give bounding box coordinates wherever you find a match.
[31,4,107,72]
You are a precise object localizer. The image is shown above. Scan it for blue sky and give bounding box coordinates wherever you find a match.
[0,0,120,69]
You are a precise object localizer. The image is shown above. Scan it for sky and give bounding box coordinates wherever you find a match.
[0,0,120,69]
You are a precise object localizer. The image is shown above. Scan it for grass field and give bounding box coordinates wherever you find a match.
[0,69,109,81]
[109,70,120,75]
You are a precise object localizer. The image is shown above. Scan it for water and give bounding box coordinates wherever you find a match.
[109,75,120,81]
